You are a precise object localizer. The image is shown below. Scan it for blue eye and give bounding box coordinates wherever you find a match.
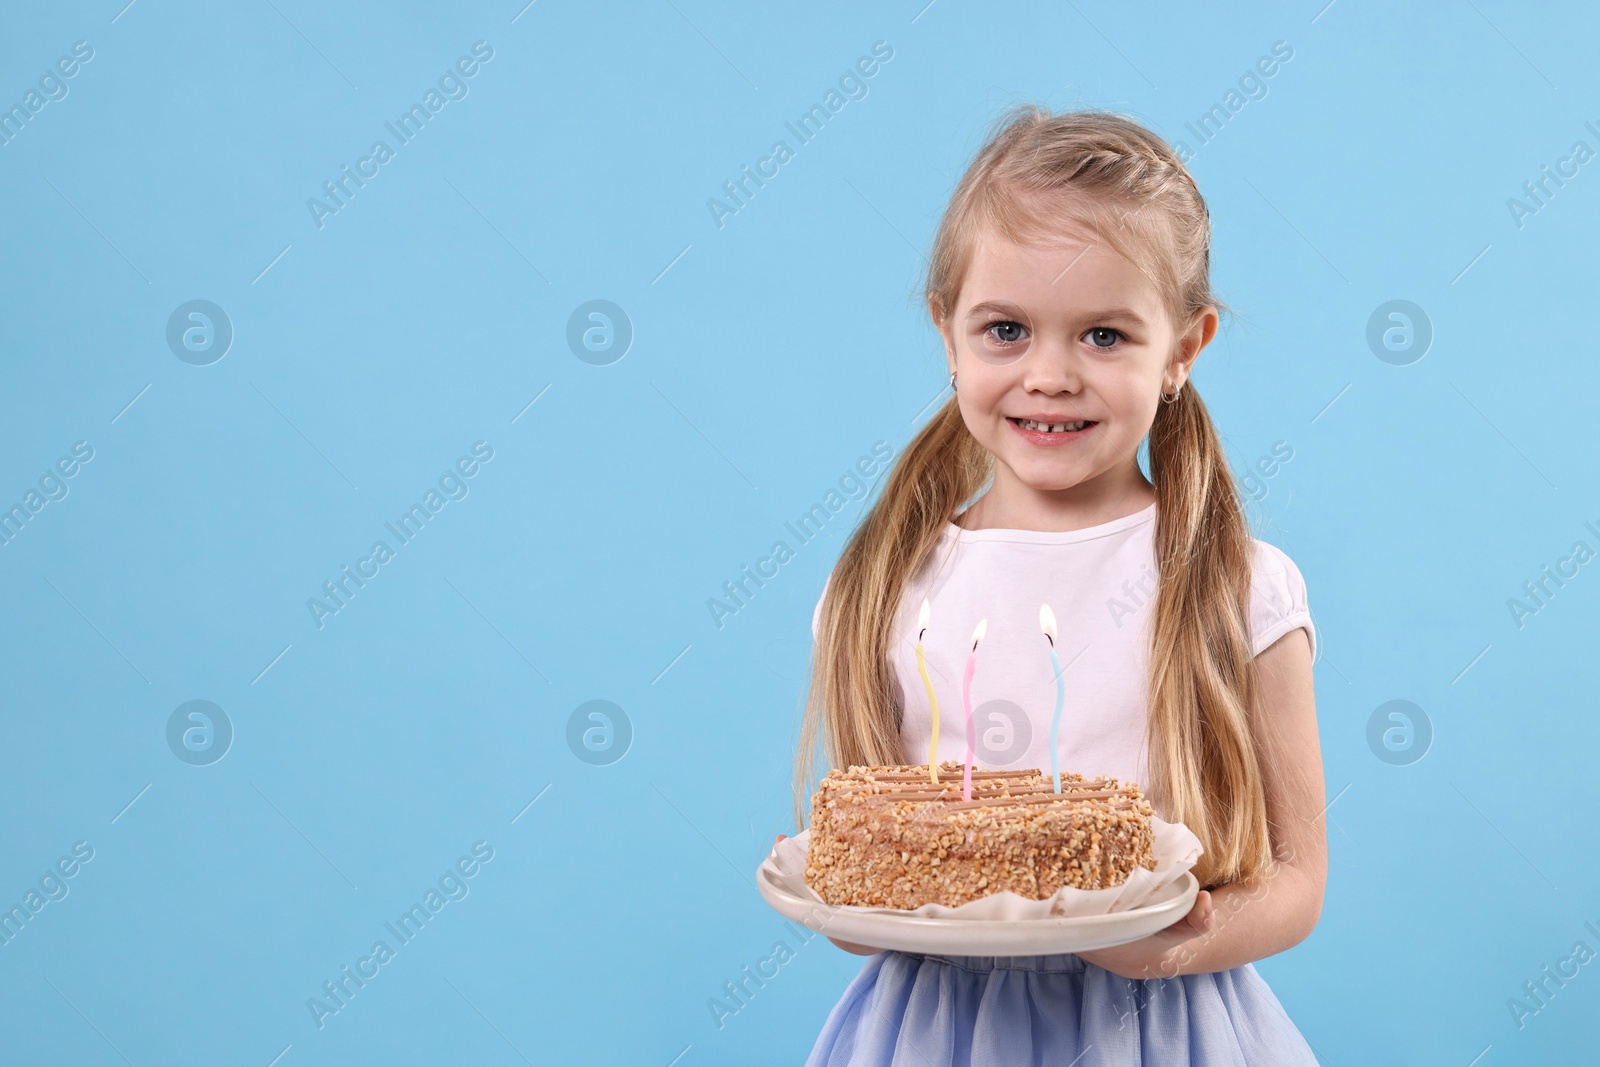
[1086,327,1124,350]
[983,320,1027,347]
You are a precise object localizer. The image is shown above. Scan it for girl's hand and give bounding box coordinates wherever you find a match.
[1074,888,1214,980]
[773,833,885,956]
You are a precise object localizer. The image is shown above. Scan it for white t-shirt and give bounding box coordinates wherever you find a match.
[811,501,1315,797]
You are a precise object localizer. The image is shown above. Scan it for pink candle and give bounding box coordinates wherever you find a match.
[962,619,987,801]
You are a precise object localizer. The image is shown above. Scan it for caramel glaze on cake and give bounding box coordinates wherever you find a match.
[804,760,1158,909]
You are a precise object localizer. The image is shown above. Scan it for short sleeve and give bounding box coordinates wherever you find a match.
[1249,540,1315,661]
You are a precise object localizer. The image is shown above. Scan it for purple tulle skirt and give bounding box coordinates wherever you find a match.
[804,949,1319,1066]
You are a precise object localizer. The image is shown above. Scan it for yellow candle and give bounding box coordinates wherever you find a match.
[916,598,940,785]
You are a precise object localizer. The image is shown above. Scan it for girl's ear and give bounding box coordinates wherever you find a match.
[1167,305,1219,391]
[928,296,957,374]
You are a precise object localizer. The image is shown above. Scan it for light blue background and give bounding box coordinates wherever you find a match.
[2,1,1597,1064]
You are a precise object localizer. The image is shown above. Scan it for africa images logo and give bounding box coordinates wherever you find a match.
[306,41,495,230]
[306,441,495,629]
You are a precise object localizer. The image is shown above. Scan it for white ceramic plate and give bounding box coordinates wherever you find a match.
[757,836,1199,955]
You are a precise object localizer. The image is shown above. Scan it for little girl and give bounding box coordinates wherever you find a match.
[785,105,1327,1065]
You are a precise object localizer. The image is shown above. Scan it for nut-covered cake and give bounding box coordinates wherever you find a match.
[804,761,1157,909]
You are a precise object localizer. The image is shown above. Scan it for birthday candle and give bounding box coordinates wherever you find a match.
[962,618,987,802]
[915,598,940,785]
[1040,604,1064,794]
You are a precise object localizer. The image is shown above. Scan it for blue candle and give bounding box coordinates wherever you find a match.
[1040,604,1064,793]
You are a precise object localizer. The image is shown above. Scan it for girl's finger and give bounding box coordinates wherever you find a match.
[1160,890,1209,937]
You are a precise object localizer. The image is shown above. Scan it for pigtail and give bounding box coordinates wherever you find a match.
[791,399,990,833]
[1146,385,1274,887]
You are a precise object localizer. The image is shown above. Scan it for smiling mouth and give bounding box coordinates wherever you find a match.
[1008,417,1095,433]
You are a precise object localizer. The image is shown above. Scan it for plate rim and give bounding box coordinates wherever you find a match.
[756,836,1199,953]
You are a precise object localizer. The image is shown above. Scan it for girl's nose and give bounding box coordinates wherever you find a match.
[1019,335,1083,393]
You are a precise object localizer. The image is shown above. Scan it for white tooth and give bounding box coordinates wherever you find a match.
[1050,424,1065,433]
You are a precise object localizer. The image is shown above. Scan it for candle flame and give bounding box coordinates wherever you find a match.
[970,618,987,650]
[917,597,930,638]
[1039,603,1057,644]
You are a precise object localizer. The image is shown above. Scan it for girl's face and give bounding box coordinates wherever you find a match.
[933,221,1215,510]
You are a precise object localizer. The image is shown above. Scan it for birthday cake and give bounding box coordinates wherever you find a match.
[804,761,1157,910]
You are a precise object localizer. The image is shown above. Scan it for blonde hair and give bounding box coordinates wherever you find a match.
[791,104,1292,889]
